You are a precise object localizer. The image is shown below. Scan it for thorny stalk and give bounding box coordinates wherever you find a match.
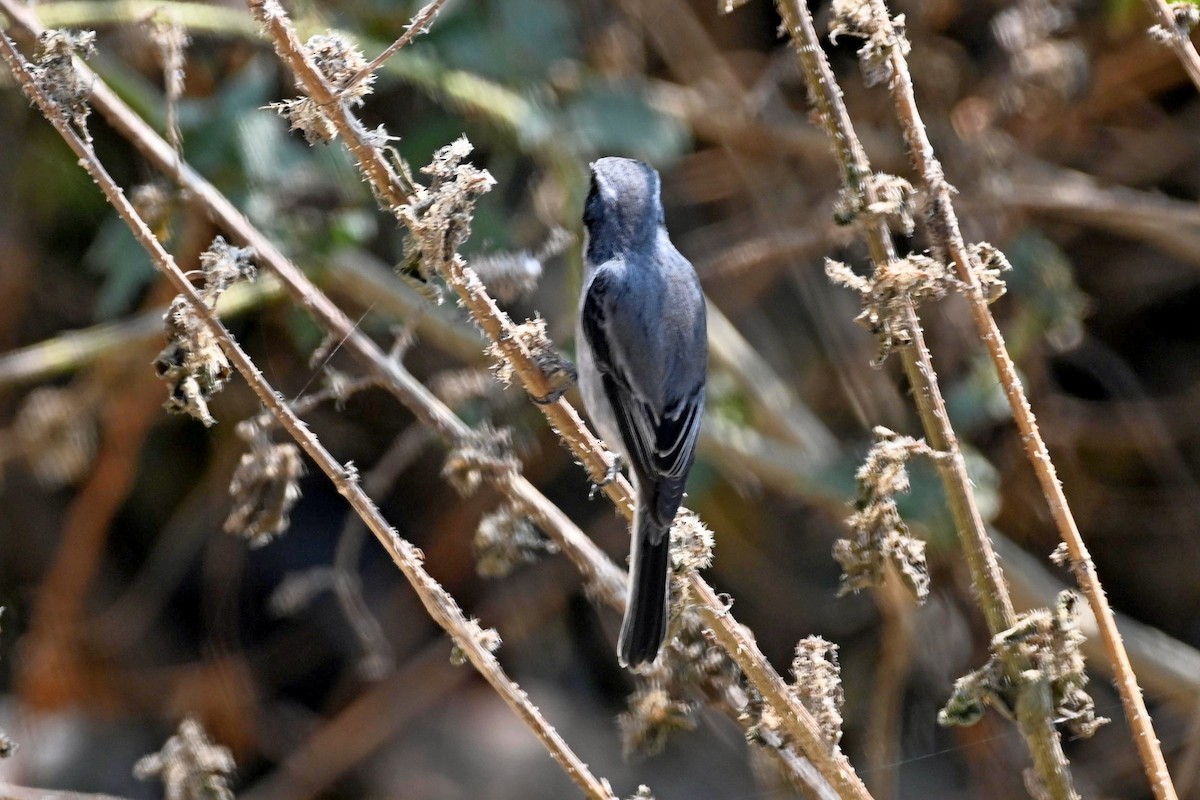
[343,0,447,92]
[858,2,1176,797]
[0,1,869,795]
[1142,0,1200,92]
[245,0,876,796]
[0,28,620,800]
[775,2,1078,798]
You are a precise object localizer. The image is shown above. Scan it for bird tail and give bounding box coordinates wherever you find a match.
[618,498,672,668]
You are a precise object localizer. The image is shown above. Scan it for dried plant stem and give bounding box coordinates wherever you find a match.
[864,3,1177,797]
[0,6,860,795]
[343,0,446,91]
[775,2,1077,797]
[245,1,875,795]
[0,30,618,800]
[1142,0,1200,92]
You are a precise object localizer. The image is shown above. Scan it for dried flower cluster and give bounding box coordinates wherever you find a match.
[11,385,96,488]
[828,0,909,86]
[939,591,1108,739]
[442,423,519,495]
[154,237,255,426]
[487,315,576,404]
[1149,3,1200,44]
[968,242,1013,303]
[474,503,557,578]
[402,138,495,264]
[826,253,959,364]
[790,637,845,746]
[133,718,235,800]
[619,682,698,756]
[224,418,305,546]
[26,29,96,142]
[154,296,232,426]
[992,0,1087,113]
[620,607,740,756]
[270,32,374,144]
[832,426,934,602]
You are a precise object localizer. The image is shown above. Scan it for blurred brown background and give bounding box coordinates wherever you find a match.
[2,0,1200,797]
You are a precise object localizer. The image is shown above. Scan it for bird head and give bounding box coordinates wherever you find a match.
[583,157,664,259]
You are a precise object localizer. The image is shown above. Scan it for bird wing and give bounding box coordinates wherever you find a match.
[581,269,704,505]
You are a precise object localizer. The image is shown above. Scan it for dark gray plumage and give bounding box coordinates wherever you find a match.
[576,157,707,667]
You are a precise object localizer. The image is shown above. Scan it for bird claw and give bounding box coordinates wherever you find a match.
[530,385,569,405]
[589,452,623,498]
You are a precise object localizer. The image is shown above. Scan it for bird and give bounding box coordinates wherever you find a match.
[576,157,708,668]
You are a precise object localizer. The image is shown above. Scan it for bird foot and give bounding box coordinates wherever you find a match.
[588,452,623,498]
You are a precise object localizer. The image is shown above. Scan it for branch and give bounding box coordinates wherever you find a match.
[774,2,1079,797]
[859,2,1177,797]
[0,27,618,800]
[0,0,868,793]
[1141,0,1200,92]
[245,0,871,795]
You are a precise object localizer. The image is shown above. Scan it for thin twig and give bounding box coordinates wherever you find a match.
[0,29,619,800]
[342,0,446,92]
[1141,0,1200,92]
[774,2,1079,797]
[246,1,874,795]
[860,2,1177,797]
[0,1,867,792]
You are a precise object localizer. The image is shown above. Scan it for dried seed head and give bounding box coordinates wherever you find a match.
[833,427,934,602]
[828,2,910,86]
[28,30,96,142]
[224,421,305,547]
[474,504,557,578]
[862,174,916,235]
[133,718,235,800]
[828,0,874,41]
[305,32,374,102]
[153,237,255,426]
[791,637,844,746]
[618,607,740,757]
[442,424,519,495]
[969,242,1011,303]
[670,508,714,575]
[826,253,959,364]
[626,787,655,800]
[270,96,338,144]
[199,236,256,301]
[13,386,97,488]
[618,684,698,757]
[400,138,495,273]
[487,315,576,402]
[154,298,231,426]
[939,591,1108,738]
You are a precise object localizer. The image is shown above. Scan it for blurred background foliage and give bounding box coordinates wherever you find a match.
[2,0,1200,798]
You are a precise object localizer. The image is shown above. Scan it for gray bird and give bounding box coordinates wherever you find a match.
[576,157,708,667]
